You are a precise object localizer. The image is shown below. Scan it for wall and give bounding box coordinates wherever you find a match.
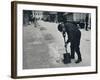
[0,0,100,80]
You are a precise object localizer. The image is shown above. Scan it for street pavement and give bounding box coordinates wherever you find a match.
[23,20,91,69]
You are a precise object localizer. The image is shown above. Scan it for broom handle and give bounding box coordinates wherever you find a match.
[64,41,68,53]
[62,32,68,53]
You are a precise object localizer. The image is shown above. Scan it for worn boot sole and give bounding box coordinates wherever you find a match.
[75,59,82,64]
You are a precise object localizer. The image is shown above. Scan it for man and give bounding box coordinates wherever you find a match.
[58,21,82,63]
[85,13,89,31]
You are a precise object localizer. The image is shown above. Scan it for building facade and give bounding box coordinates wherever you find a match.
[32,11,43,20]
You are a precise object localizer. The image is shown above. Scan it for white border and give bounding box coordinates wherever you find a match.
[17,3,96,76]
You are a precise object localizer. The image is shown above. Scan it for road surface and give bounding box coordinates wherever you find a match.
[23,20,91,69]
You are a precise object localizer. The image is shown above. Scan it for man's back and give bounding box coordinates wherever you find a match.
[64,22,80,41]
[64,22,78,33]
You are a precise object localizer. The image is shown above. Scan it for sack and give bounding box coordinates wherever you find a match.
[63,53,71,64]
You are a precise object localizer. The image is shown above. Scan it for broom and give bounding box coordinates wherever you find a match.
[62,29,71,64]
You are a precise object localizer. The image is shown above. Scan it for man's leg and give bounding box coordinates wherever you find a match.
[75,30,82,63]
[70,43,75,59]
[74,39,82,63]
[86,23,88,31]
[75,46,82,63]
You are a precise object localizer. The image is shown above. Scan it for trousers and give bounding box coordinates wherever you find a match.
[70,30,82,60]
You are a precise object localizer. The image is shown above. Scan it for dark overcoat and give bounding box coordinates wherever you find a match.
[64,22,81,45]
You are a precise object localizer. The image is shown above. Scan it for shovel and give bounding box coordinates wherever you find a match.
[62,32,71,64]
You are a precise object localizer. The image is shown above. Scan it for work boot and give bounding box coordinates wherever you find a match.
[75,58,82,64]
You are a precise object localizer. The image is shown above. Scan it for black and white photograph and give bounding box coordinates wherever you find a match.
[11,1,97,78]
[23,10,91,69]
